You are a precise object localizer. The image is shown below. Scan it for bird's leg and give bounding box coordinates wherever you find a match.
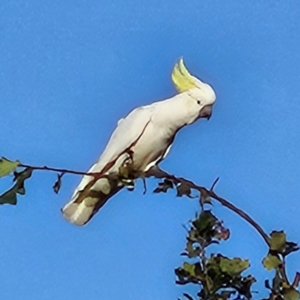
[118,151,136,191]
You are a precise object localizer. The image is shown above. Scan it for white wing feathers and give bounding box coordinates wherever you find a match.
[61,105,156,225]
[96,105,155,174]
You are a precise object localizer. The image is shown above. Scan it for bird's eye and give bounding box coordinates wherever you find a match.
[197,100,201,105]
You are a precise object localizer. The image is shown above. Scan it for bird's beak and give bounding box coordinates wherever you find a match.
[199,105,213,120]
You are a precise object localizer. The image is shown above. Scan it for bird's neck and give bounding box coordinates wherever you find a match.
[154,93,192,133]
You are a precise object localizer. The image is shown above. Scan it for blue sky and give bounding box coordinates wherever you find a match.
[1,1,300,299]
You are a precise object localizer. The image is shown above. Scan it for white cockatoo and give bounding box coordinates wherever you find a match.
[62,59,216,225]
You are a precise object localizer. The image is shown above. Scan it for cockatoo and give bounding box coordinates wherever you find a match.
[62,59,216,225]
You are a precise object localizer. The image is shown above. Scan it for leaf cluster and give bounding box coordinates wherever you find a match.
[262,231,300,300]
[175,210,255,300]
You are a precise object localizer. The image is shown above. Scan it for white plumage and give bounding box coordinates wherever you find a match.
[62,59,216,225]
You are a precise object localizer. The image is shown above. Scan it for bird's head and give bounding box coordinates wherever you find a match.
[171,58,216,124]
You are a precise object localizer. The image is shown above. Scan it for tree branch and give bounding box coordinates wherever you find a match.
[18,162,270,246]
[146,166,270,246]
[19,163,97,177]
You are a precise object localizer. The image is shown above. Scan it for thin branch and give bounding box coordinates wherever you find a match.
[17,162,270,246]
[208,190,270,246]
[210,177,220,191]
[19,163,97,177]
[146,166,270,246]
[279,261,289,285]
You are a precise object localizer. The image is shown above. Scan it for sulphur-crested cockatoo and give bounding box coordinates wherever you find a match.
[62,59,216,225]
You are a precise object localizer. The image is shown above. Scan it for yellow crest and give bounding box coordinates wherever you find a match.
[171,58,197,93]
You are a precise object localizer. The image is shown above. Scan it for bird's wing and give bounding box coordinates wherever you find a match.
[61,105,156,225]
[93,105,156,174]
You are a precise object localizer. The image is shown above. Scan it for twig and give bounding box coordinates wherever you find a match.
[279,261,289,285]
[208,190,270,246]
[19,163,97,177]
[210,177,220,191]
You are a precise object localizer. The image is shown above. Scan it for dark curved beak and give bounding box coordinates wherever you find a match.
[199,105,213,120]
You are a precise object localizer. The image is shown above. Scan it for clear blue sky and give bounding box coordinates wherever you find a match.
[1,1,300,299]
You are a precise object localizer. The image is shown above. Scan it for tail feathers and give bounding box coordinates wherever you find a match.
[62,182,122,226]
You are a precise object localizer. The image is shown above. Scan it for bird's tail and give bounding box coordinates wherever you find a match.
[61,173,122,226]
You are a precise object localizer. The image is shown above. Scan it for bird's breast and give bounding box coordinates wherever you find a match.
[130,121,174,173]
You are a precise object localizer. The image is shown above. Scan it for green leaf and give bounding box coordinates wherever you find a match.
[13,168,33,187]
[16,186,26,195]
[183,262,196,276]
[219,257,250,276]
[270,231,286,252]
[0,157,19,178]
[184,240,201,258]
[182,262,203,279]
[193,210,217,233]
[0,168,32,205]
[262,254,281,270]
[176,183,193,198]
[206,255,254,298]
[206,256,223,280]
[0,187,17,205]
[283,287,300,300]
[192,210,219,242]
[153,179,173,193]
[206,275,214,292]
[53,173,64,194]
